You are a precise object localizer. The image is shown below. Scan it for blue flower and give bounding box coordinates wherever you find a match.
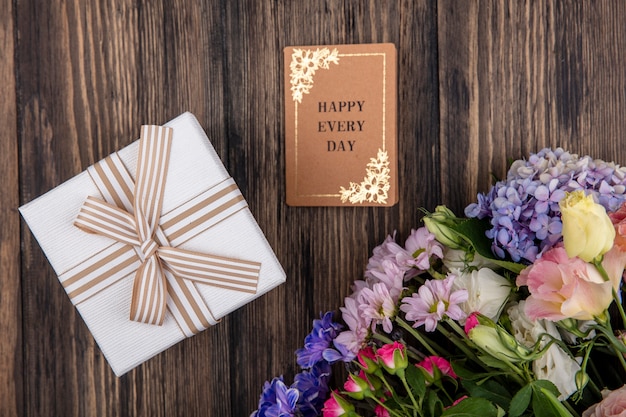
[252,377,299,417]
[295,312,344,368]
[292,362,332,417]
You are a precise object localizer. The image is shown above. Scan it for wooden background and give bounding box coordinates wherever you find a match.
[2,1,626,415]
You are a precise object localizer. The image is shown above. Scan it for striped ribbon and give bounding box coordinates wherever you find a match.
[63,125,260,336]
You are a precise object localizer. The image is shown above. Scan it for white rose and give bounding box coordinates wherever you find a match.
[508,301,581,400]
[451,267,512,323]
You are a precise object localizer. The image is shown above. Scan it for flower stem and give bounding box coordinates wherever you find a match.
[399,372,420,413]
[563,400,580,417]
[395,317,449,357]
[372,332,396,346]
[436,323,491,372]
[370,396,409,417]
[593,319,626,373]
[378,373,415,417]
[593,258,610,282]
[613,288,626,328]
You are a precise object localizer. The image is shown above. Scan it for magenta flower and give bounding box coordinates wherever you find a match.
[400,275,468,331]
[464,313,480,334]
[376,341,408,375]
[359,283,396,333]
[374,403,390,417]
[416,356,458,381]
[322,391,355,417]
[357,346,379,374]
[343,373,371,400]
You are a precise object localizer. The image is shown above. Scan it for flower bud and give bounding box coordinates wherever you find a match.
[423,206,469,250]
[468,324,528,363]
[416,356,457,384]
[357,346,380,375]
[560,190,615,262]
[376,342,408,376]
[575,370,589,392]
[322,390,357,417]
[343,373,372,400]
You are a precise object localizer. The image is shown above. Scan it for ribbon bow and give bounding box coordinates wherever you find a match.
[69,125,260,333]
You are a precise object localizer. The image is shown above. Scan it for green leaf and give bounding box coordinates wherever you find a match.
[532,380,560,397]
[530,382,574,417]
[450,218,526,274]
[508,384,532,417]
[426,390,444,417]
[537,387,574,417]
[406,363,426,399]
[440,397,498,417]
[462,379,512,410]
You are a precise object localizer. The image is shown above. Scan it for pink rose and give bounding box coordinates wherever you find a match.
[376,342,408,374]
[464,313,479,334]
[375,402,391,417]
[416,356,458,381]
[343,373,370,400]
[357,346,379,374]
[322,390,355,417]
[582,385,626,417]
[517,246,620,321]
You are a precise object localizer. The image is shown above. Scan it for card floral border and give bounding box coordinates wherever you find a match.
[290,48,392,205]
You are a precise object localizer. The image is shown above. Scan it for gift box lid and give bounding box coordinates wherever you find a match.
[20,112,286,376]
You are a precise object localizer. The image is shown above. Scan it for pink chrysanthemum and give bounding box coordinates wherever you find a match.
[334,297,369,355]
[359,283,396,333]
[400,275,468,332]
[367,259,405,300]
[398,227,444,272]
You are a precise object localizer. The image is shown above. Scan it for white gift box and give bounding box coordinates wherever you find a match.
[19,112,286,376]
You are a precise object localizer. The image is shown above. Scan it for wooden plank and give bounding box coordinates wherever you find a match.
[16,0,239,415]
[17,1,141,416]
[0,0,23,416]
[577,1,626,162]
[13,0,626,416]
[222,1,441,414]
[438,0,626,215]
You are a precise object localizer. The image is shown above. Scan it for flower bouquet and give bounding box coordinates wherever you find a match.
[253,148,626,417]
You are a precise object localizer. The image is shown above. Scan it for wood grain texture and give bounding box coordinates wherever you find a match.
[0,0,22,416]
[5,0,626,415]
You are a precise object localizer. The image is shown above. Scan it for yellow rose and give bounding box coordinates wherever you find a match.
[559,190,615,262]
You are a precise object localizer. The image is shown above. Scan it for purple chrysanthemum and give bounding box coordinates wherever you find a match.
[251,377,299,417]
[359,282,397,333]
[465,148,626,263]
[292,362,332,417]
[295,312,346,369]
[400,275,468,332]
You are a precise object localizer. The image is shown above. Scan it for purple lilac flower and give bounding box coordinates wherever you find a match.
[295,312,348,368]
[465,148,626,263]
[400,274,468,332]
[251,377,299,417]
